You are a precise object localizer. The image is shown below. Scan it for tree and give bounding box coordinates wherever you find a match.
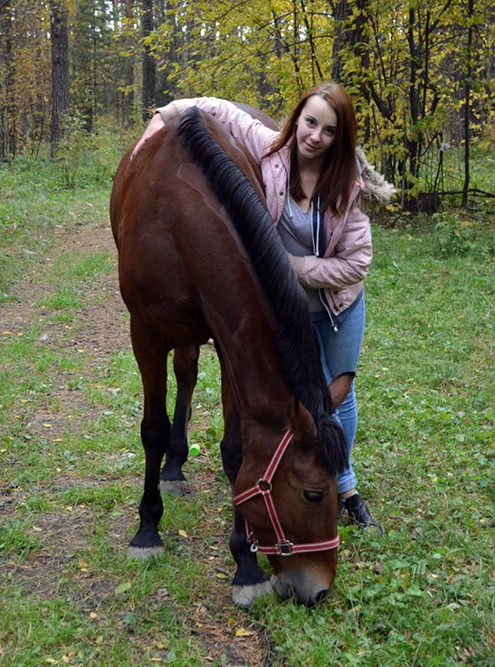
[141,0,156,120]
[50,0,70,156]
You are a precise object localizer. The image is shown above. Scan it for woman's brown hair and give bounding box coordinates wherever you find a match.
[267,82,358,216]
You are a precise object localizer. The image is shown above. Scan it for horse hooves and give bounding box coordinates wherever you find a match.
[128,545,164,561]
[160,479,194,496]
[232,580,273,608]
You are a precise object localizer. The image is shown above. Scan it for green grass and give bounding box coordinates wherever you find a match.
[0,148,493,666]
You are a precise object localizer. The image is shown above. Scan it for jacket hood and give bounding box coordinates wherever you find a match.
[356,146,396,207]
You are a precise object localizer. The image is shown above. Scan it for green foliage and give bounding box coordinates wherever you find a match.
[431,212,495,258]
[56,114,134,189]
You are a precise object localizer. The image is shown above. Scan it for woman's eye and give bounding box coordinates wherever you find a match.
[303,490,324,503]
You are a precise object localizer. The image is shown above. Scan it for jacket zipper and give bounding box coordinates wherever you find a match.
[312,196,338,332]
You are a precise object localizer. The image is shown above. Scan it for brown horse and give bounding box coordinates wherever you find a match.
[110,105,347,607]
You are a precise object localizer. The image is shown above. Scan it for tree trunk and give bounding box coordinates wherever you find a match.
[141,0,155,121]
[331,0,369,82]
[331,0,370,138]
[462,0,473,207]
[50,0,69,157]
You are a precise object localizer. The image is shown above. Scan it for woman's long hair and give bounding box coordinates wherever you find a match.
[267,82,358,216]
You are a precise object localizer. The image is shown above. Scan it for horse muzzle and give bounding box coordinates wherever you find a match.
[270,570,332,607]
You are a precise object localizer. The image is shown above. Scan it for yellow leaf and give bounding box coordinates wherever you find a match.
[178,529,188,538]
[235,627,255,637]
[43,423,52,428]
[115,581,132,595]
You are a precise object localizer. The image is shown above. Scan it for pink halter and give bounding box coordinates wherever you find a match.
[233,430,339,556]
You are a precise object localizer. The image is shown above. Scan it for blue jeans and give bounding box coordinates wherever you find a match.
[311,292,365,494]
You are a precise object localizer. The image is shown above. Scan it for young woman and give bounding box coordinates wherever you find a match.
[132,83,389,530]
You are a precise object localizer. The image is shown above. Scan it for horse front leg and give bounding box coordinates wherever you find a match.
[219,366,272,607]
[160,345,199,496]
[128,316,170,559]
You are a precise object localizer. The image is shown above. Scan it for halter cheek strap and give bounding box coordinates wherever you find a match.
[233,430,339,556]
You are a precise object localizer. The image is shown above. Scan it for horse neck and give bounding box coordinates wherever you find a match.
[212,310,292,436]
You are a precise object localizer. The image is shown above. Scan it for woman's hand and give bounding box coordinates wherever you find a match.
[130,113,165,160]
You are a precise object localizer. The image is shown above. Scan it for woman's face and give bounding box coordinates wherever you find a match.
[295,95,337,165]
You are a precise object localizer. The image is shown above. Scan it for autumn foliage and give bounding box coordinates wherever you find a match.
[0,0,492,209]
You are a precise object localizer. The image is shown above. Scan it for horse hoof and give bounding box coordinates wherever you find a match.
[128,545,164,561]
[160,479,194,496]
[232,580,273,608]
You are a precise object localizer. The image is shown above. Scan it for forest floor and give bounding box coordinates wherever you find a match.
[1,156,493,666]
[1,218,276,666]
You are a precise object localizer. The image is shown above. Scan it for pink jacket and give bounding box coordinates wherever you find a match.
[158,97,372,316]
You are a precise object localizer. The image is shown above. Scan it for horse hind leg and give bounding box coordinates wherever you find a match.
[128,316,170,560]
[160,346,199,496]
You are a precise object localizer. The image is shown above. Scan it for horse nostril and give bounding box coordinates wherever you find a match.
[316,589,329,603]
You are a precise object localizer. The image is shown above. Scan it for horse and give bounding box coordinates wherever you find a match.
[110,104,348,607]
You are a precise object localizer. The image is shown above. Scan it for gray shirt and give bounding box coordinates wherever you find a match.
[278,197,324,312]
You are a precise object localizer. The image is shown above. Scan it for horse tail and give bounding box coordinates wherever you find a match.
[177,107,347,473]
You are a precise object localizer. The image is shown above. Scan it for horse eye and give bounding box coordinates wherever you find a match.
[303,490,324,503]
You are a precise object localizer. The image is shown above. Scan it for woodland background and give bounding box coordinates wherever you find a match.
[0,0,493,212]
[0,4,494,665]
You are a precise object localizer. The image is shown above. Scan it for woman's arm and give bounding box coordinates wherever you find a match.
[289,207,372,289]
[131,97,278,163]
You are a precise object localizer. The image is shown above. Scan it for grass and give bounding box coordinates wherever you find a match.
[0,142,493,666]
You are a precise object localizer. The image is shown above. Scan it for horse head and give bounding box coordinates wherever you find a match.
[234,401,341,606]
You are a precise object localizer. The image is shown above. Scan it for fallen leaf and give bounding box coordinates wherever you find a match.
[235,627,255,637]
[178,529,188,538]
[115,581,132,595]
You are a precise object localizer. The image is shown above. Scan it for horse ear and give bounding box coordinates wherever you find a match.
[289,399,318,441]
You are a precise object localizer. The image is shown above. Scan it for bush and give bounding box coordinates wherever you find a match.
[430,211,495,258]
[56,114,136,189]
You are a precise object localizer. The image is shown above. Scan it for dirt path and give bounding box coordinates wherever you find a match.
[1,221,277,667]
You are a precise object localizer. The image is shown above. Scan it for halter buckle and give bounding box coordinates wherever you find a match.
[257,479,272,494]
[276,541,294,556]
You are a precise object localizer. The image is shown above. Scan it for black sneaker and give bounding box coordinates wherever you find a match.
[343,493,382,533]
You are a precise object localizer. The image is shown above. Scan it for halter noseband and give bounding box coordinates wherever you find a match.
[233,430,339,556]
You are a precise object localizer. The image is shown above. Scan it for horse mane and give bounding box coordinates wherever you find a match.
[177,107,347,473]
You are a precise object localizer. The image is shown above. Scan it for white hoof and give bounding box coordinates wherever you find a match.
[232,580,273,608]
[127,545,164,561]
[160,479,193,496]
